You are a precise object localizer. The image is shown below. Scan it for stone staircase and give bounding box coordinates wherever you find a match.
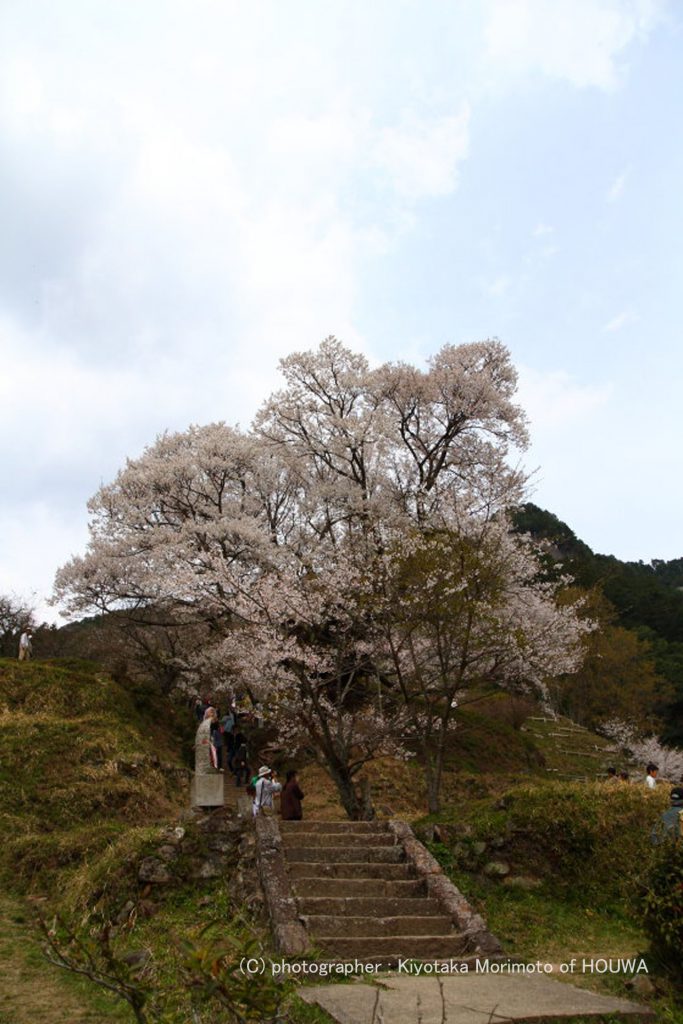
[280,820,472,960]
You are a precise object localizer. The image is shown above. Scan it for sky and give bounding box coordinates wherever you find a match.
[1,0,681,623]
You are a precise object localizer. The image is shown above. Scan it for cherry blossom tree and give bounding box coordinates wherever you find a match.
[55,337,588,816]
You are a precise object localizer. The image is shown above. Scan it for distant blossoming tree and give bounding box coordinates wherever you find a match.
[55,337,588,816]
[602,719,683,782]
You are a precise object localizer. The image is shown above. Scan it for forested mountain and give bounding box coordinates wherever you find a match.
[512,504,683,746]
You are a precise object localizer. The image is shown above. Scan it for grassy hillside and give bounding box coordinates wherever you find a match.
[414,780,682,1016]
[1,660,680,1022]
[0,661,330,1024]
[0,659,190,893]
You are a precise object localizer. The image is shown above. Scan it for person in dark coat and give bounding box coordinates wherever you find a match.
[222,708,236,769]
[232,733,249,787]
[280,770,304,820]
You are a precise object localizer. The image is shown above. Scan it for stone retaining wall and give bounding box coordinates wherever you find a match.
[254,815,310,955]
[388,819,502,955]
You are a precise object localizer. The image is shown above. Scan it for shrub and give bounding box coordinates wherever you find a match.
[642,840,683,980]
[421,781,670,902]
[501,782,668,898]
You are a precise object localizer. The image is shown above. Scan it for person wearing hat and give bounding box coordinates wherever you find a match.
[651,787,683,844]
[253,765,281,818]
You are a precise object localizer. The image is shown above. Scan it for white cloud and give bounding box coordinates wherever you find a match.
[518,366,613,430]
[0,503,88,624]
[372,104,471,200]
[532,222,554,237]
[486,274,512,297]
[607,169,628,201]
[603,309,637,332]
[485,0,664,90]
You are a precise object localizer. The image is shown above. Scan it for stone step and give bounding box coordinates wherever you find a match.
[287,861,414,881]
[297,896,444,917]
[285,845,404,864]
[303,915,454,938]
[315,934,470,959]
[280,821,388,834]
[282,832,395,848]
[292,877,426,898]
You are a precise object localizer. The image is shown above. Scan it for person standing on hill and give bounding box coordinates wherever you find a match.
[645,763,659,789]
[18,630,32,660]
[280,770,304,820]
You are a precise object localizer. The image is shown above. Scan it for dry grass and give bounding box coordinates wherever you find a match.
[0,659,188,894]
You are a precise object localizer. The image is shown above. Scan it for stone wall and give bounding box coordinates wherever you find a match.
[254,815,310,955]
[388,820,502,955]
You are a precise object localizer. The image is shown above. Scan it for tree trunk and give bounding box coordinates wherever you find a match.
[424,731,447,815]
[425,763,441,815]
[360,776,375,821]
[326,760,364,819]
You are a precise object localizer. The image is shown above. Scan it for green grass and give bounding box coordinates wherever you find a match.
[418,780,669,901]
[455,872,645,961]
[0,659,189,894]
[418,778,682,1019]
[0,893,134,1024]
[285,997,337,1023]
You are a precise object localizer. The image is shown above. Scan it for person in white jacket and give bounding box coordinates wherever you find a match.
[18,631,33,661]
[253,765,281,817]
[645,763,659,789]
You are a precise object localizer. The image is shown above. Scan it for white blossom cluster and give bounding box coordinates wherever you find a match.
[602,719,683,782]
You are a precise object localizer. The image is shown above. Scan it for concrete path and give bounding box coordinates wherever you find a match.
[300,973,652,1023]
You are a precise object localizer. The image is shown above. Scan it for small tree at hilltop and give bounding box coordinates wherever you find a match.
[0,594,36,658]
[55,337,588,816]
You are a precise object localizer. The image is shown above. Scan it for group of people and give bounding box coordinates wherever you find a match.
[604,763,662,788]
[191,696,304,820]
[250,765,305,820]
[192,698,249,781]
[604,764,683,843]
[604,766,631,784]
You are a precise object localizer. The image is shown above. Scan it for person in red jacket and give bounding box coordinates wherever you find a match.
[280,770,304,820]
